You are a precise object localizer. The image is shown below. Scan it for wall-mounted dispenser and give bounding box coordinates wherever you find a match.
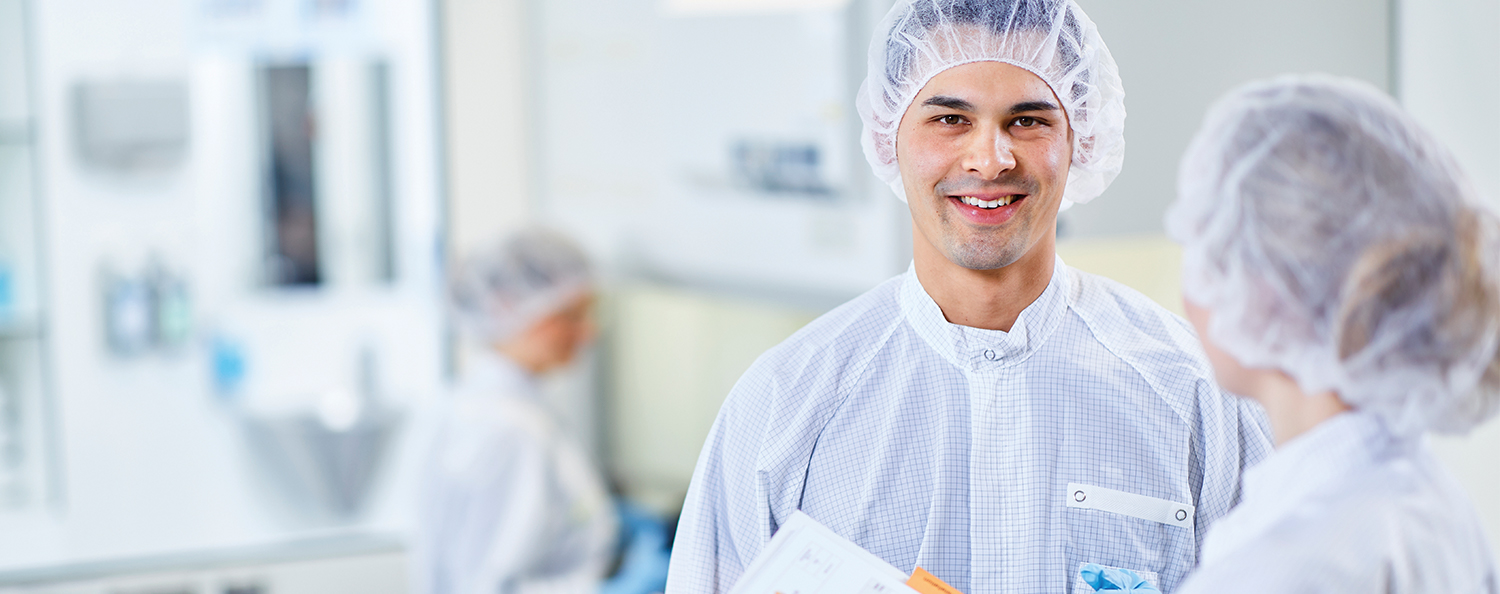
[101,258,194,357]
[73,79,189,173]
[731,139,832,197]
[101,267,153,356]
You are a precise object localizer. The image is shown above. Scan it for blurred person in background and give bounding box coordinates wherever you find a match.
[1168,75,1500,592]
[414,227,670,594]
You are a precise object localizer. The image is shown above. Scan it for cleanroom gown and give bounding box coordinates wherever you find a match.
[666,259,1272,594]
[415,352,618,594]
[1177,412,1497,593]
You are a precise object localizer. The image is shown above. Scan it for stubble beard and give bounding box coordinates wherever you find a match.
[929,175,1040,271]
[935,206,1032,270]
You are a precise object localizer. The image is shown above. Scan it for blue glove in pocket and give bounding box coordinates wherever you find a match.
[1078,563,1162,592]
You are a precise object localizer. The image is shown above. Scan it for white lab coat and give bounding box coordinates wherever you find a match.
[414,352,618,594]
[1178,411,1498,593]
[667,261,1269,594]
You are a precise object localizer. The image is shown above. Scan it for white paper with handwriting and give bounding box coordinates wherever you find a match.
[727,511,922,594]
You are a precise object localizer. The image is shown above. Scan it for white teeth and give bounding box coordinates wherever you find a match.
[958,195,1017,209]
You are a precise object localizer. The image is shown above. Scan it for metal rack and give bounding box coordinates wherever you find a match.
[0,0,60,513]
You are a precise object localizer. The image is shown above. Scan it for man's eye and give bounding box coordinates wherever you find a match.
[938,115,965,126]
[1014,116,1038,127]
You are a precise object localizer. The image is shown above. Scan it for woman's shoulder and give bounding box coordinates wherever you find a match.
[1249,448,1496,592]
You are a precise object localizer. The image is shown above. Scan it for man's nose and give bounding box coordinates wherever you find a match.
[962,126,1016,180]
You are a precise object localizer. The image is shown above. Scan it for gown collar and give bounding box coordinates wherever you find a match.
[462,349,542,401]
[899,254,1073,373]
[1242,411,1403,511]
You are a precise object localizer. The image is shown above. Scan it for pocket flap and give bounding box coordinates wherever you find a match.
[1065,482,1194,529]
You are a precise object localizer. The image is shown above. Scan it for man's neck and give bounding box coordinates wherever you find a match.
[912,224,1057,332]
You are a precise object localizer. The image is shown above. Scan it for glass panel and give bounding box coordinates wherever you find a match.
[256,60,397,288]
[258,63,323,286]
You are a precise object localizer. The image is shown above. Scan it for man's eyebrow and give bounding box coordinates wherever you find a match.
[921,95,974,111]
[1010,100,1061,114]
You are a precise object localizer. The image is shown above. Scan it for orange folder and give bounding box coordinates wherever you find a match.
[906,567,966,594]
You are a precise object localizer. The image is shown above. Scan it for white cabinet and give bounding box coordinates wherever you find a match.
[0,544,408,594]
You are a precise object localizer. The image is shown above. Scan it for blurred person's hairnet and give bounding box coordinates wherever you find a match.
[1166,74,1500,437]
[450,227,594,344]
[857,0,1126,207]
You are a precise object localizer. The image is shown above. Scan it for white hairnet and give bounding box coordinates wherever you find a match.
[449,228,593,345]
[1167,74,1500,437]
[856,0,1125,206]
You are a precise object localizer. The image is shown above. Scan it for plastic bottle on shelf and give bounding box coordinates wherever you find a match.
[0,259,13,325]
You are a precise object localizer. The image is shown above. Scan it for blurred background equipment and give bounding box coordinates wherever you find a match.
[0,0,444,590]
[101,259,194,357]
[0,0,1496,592]
[257,63,323,286]
[0,0,60,525]
[241,345,401,520]
[72,79,190,174]
[255,59,396,288]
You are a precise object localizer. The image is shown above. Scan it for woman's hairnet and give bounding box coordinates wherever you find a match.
[856,0,1125,206]
[1167,74,1500,437]
[449,228,594,345]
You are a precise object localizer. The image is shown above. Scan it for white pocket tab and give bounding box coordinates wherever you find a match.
[1066,483,1194,529]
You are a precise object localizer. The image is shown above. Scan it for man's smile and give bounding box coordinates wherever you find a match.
[956,194,1025,209]
[946,192,1028,226]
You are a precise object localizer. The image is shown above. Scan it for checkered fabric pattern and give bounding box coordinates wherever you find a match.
[1178,412,1499,593]
[665,258,1271,594]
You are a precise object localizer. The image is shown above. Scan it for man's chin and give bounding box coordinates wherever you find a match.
[943,243,1027,271]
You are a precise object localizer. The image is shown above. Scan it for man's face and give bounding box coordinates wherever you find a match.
[530,291,597,372]
[896,61,1072,270]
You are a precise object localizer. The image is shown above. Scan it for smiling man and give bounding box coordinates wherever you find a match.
[665,2,1271,593]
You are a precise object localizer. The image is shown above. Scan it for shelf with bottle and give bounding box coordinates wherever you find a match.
[0,253,41,341]
[0,0,55,515]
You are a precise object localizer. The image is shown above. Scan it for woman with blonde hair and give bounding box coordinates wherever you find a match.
[1167,74,1500,592]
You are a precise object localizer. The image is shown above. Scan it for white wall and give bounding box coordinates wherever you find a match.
[531,0,909,299]
[605,285,819,513]
[1399,0,1500,565]
[1400,0,1500,203]
[442,0,535,255]
[1064,0,1391,239]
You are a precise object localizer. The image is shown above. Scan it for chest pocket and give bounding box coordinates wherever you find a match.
[1063,482,1194,591]
[1066,483,1194,530]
